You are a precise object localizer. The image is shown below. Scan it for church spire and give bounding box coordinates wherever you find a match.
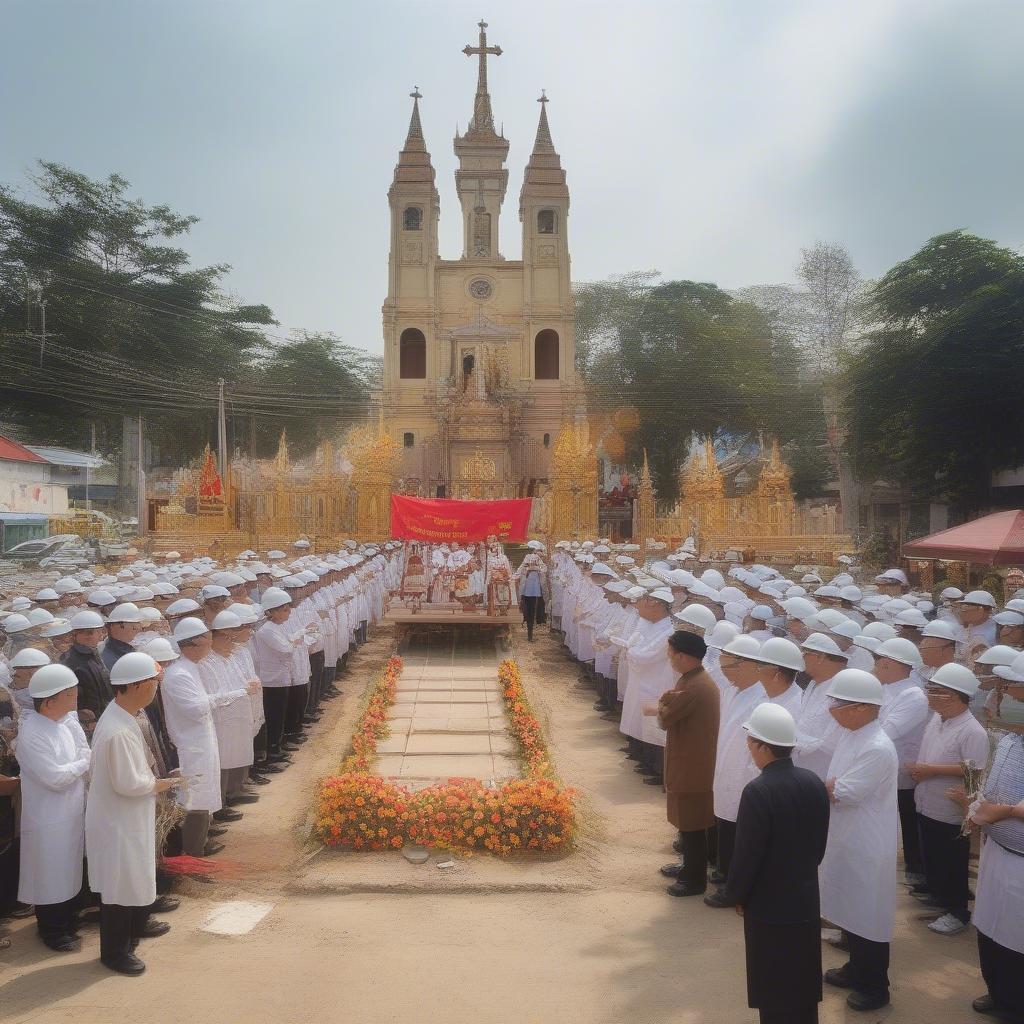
[532,90,555,155]
[520,90,568,208]
[404,86,425,151]
[391,87,436,189]
[462,19,503,136]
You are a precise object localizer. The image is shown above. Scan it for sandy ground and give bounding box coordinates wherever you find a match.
[0,623,986,1024]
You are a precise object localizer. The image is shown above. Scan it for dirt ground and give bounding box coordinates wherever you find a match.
[0,623,986,1023]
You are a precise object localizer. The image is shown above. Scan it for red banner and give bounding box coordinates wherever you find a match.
[390,496,533,543]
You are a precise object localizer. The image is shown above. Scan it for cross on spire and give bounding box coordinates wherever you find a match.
[410,86,422,100]
[463,19,502,134]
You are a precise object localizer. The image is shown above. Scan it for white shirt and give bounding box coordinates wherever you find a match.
[252,619,299,687]
[713,683,766,821]
[795,676,844,781]
[85,701,158,907]
[199,652,254,771]
[879,676,930,789]
[619,616,674,743]
[16,711,90,904]
[820,721,898,942]
[914,708,990,824]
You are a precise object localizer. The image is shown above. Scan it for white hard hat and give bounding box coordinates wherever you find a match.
[172,616,210,642]
[27,608,55,627]
[894,608,928,628]
[2,613,33,634]
[877,568,909,586]
[260,587,292,611]
[139,607,163,625]
[940,587,964,602]
[10,647,51,669]
[54,577,83,594]
[851,633,881,654]
[993,611,1024,627]
[874,637,924,669]
[705,621,739,650]
[69,610,105,630]
[1005,599,1024,615]
[87,589,116,607]
[839,586,863,602]
[993,658,1024,684]
[959,590,997,609]
[40,617,72,638]
[699,569,725,591]
[210,610,243,631]
[928,663,980,697]
[199,584,231,601]
[106,602,143,624]
[781,597,817,621]
[9,596,32,612]
[974,644,1021,668]
[673,604,717,631]
[722,634,762,659]
[801,632,848,659]
[28,663,79,699]
[34,588,59,602]
[109,652,160,686]
[826,668,884,705]
[647,587,674,605]
[744,703,797,746]
[750,604,773,622]
[211,571,245,588]
[829,619,862,640]
[921,620,959,642]
[142,637,180,663]
[862,622,898,641]
[165,598,201,617]
[150,581,179,596]
[753,637,805,672]
[814,608,849,629]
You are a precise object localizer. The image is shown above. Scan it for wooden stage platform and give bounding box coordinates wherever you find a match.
[383,605,520,646]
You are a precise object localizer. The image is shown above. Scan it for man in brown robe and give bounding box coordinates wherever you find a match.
[657,630,719,897]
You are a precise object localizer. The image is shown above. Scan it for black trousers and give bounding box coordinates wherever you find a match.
[262,686,289,755]
[522,596,541,639]
[35,897,79,941]
[759,1007,816,1024]
[253,722,268,765]
[978,930,1024,1016]
[0,833,19,916]
[844,931,889,998]
[285,683,309,737]
[716,817,737,879]
[100,902,150,962]
[918,812,971,921]
[307,651,325,710]
[641,741,663,779]
[897,787,924,874]
[677,829,708,890]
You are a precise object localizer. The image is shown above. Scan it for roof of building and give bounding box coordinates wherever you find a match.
[0,434,47,464]
[25,445,106,469]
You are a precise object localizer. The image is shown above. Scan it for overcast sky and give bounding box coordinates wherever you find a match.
[4,0,1023,354]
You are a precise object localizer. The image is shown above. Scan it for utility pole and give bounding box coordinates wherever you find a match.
[137,415,146,535]
[85,421,96,511]
[38,298,47,366]
[217,378,228,481]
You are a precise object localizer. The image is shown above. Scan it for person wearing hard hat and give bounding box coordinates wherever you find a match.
[620,589,676,785]
[705,636,768,909]
[956,590,998,659]
[252,589,304,765]
[820,669,898,1013]
[918,619,959,681]
[750,638,804,717]
[724,703,830,1024]
[62,610,114,720]
[8,648,52,715]
[966,667,1024,1024]
[100,603,144,674]
[85,653,182,975]
[199,611,257,810]
[873,637,930,887]
[657,630,718,898]
[794,634,848,782]
[16,664,90,952]
[904,664,989,937]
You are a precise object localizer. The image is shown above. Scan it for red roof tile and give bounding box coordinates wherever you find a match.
[0,434,48,464]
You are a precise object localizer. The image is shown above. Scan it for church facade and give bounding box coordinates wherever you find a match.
[381,21,577,500]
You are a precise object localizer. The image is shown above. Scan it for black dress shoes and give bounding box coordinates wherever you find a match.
[42,934,79,952]
[971,994,1021,1021]
[281,742,302,753]
[151,895,180,914]
[212,808,243,822]
[102,953,146,976]
[207,826,227,837]
[823,966,855,989]
[660,862,684,878]
[249,774,271,786]
[227,793,259,806]
[702,889,735,908]
[260,761,287,773]
[666,882,706,898]
[202,841,226,856]
[287,734,309,745]
[642,776,664,786]
[137,919,171,939]
[846,990,889,1012]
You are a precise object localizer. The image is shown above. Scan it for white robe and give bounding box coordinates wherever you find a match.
[200,652,255,771]
[161,658,223,813]
[713,683,766,821]
[620,617,675,743]
[16,712,89,904]
[85,701,157,907]
[794,677,844,781]
[819,720,898,942]
[879,676,929,789]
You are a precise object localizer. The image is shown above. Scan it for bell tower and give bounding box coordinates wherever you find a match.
[453,20,509,261]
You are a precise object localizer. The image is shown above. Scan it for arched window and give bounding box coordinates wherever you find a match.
[403,206,422,230]
[403,432,415,448]
[534,329,559,380]
[537,209,556,234]
[543,433,551,448]
[399,328,426,379]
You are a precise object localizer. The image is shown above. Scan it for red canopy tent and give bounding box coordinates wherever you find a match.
[902,510,1024,566]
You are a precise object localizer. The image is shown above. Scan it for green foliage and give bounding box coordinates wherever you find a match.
[574,273,830,498]
[844,230,1024,511]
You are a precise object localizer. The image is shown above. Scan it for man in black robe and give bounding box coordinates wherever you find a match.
[724,703,830,1024]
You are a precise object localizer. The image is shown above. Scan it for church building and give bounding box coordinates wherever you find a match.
[381,21,577,500]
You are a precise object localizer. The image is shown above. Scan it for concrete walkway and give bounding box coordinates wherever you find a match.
[373,631,521,786]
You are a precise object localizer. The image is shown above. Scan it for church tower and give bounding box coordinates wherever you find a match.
[381,21,579,502]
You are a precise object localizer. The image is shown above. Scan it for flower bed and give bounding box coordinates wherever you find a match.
[314,658,576,855]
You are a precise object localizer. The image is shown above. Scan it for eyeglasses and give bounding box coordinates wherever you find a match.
[829,698,864,709]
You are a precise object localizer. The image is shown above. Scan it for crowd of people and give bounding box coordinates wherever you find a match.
[0,540,401,974]
[548,540,1024,1023]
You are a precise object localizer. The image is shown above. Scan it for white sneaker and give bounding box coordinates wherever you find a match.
[927,913,967,936]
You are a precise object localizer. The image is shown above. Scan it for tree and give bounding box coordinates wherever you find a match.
[574,273,829,499]
[844,230,1024,512]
